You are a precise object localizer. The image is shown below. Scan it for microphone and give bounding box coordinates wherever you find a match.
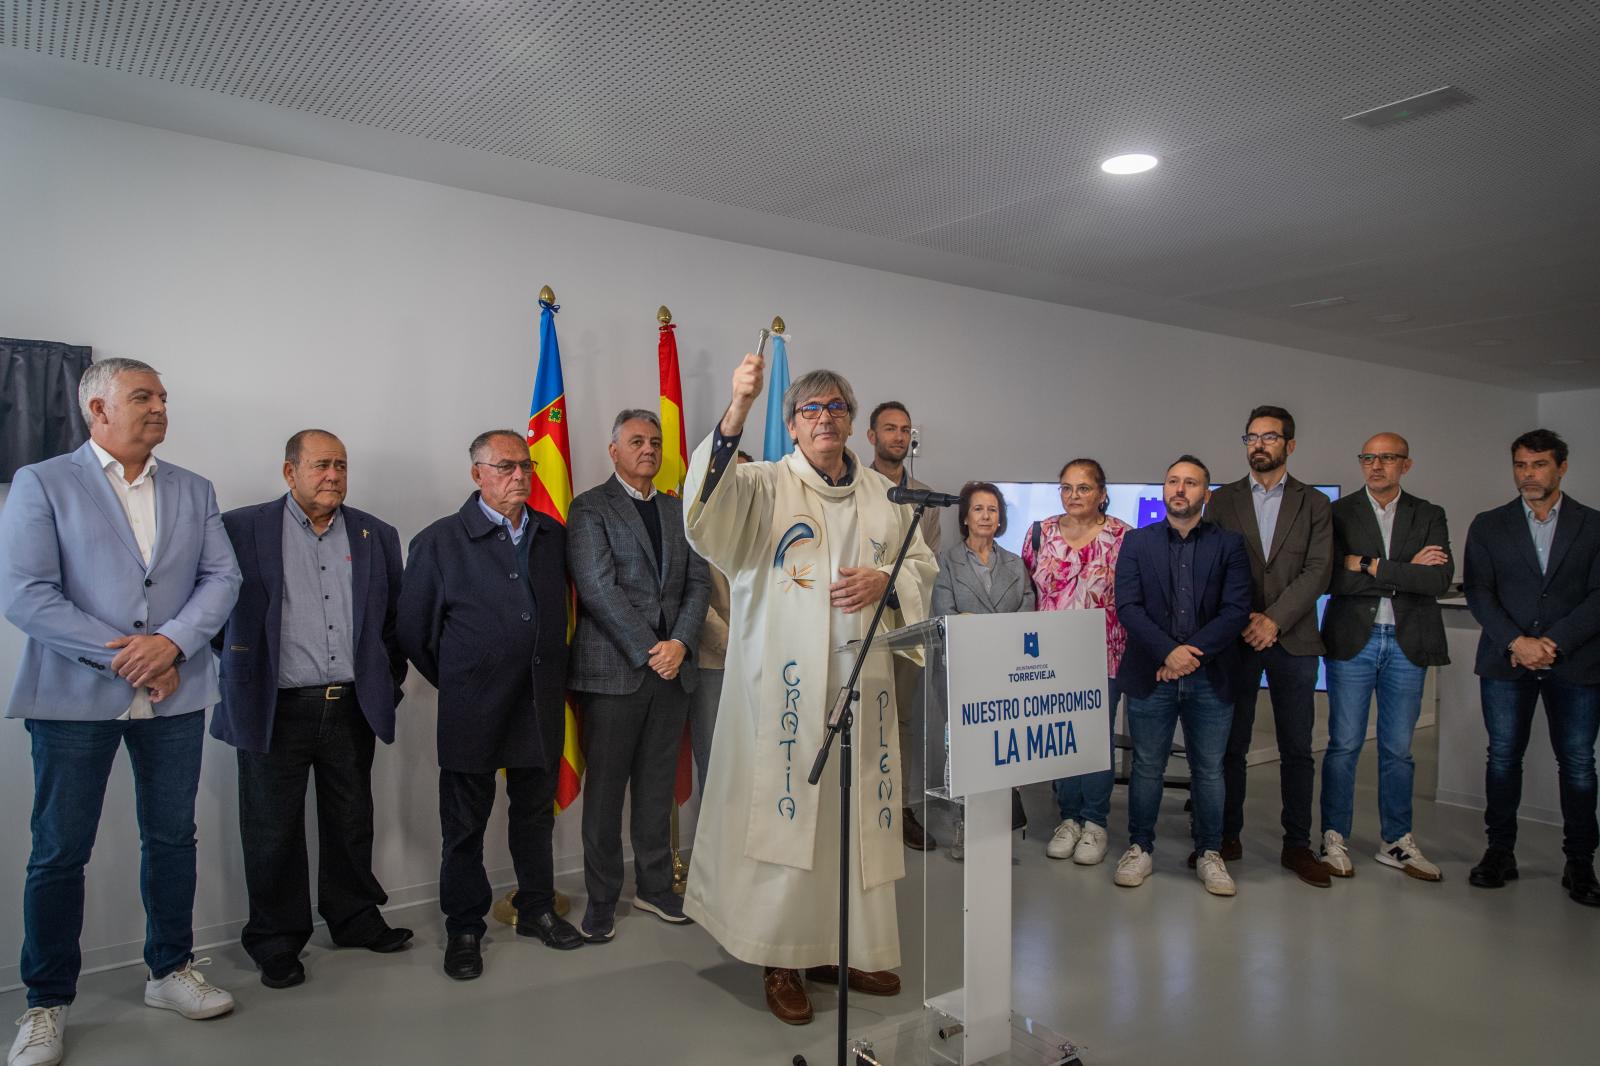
[887,485,961,508]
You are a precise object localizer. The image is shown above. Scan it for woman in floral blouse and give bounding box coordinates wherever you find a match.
[1021,457,1130,866]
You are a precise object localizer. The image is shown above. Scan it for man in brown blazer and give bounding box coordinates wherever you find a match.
[1207,405,1334,886]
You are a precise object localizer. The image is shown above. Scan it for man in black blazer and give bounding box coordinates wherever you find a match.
[1464,429,1600,907]
[568,409,710,942]
[1318,433,1452,882]
[1207,405,1333,887]
[212,430,411,989]
[1113,455,1252,897]
[397,429,584,980]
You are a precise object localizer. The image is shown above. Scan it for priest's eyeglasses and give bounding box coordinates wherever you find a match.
[1356,453,1408,466]
[475,459,536,476]
[796,401,851,421]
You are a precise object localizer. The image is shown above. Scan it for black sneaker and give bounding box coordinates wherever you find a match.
[582,902,616,943]
[633,891,693,925]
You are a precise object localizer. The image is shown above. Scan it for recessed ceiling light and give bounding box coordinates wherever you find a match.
[1373,312,1413,323]
[1472,338,1507,347]
[1101,153,1159,175]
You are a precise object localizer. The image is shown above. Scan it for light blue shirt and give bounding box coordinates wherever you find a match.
[1524,495,1562,574]
[1251,475,1287,558]
[477,497,529,545]
[278,495,355,687]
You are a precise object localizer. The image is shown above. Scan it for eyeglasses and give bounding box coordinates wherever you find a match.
[1357,453,1408,466]
[1058,484,1099,497]
[1241,433,1286,445]
[475,460,536,476]
[796,401,851,421]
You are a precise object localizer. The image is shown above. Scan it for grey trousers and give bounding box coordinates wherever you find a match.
[578,674,690,906]
[688,667,723,794]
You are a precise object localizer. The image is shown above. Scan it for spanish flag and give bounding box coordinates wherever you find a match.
[654,317,688,498]
[526,292,584,813]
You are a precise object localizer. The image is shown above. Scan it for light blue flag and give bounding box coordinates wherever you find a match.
[763,333,793,461]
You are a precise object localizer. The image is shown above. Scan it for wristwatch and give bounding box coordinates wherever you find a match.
[1359,556,1374,572]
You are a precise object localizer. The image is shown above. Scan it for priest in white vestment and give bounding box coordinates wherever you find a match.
[682,358,937,1025]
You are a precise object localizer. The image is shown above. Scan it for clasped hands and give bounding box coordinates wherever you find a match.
[1509,635,1558,671]
[104,633,182,702]
[647,639,687,680]
[1157,644,1204,683]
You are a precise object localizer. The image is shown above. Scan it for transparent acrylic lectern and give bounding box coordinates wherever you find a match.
[840,616,1088,1066]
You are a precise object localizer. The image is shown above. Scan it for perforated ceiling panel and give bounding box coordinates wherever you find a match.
[3,0,1598,386]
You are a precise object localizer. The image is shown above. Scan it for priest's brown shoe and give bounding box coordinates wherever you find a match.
[1282,845,1332,887]
[804,965,901,996]
[764,967,813,1025]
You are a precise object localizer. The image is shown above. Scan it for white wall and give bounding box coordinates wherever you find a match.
[0,97,1540,984]
[1537,388,1600,502]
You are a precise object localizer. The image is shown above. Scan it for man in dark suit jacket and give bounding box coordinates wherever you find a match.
[397,429,584,980]
[568,409,710,942]
[1464,428,1600,907]
[1207,406,1334,887]
[1318,433,1452,882]
[211,430,411,990]
[1113,455,1251,897]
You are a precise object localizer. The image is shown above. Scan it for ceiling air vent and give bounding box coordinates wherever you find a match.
[1343,86,1473,129]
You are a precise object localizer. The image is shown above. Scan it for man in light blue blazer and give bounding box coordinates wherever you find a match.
[0,358,242,1065]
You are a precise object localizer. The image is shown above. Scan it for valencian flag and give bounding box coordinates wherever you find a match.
[654,309,698,806]
[526,290,585,813]
[762,329,793,461]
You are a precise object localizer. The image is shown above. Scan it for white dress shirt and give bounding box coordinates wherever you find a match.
[89,440,159,719]
[1366,488,1400,626]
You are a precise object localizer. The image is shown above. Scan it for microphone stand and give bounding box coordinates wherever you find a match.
[807,502,929,1066]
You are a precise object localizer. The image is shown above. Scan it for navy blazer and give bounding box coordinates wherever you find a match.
[210,497,407,753]
[1464,495,1600,683]
[1114,520,1252,701]
[396,494,569,773]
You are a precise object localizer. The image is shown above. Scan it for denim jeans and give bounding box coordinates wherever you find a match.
[22,710,205,1007]
[1126,673,1232,855]
[1320,625,1427,842]
[1053,678,1120,828]
[1480,676,1599,862]
[1222,644,1319,849]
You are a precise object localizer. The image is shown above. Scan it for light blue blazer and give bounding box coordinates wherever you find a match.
[0,441,242,719]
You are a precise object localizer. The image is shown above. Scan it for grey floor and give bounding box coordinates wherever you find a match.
[7,727,1596,1066]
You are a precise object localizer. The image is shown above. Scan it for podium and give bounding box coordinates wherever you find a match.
[845,610,1109,1066]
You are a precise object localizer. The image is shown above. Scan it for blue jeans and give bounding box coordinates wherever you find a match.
[22,710,205,1007]
[1054,678,1120,828]
[1321,625,1427,842]
[1480,676,1599,862]
[1126,673,1232,855]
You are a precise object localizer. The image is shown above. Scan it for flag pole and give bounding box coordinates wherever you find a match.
[659,302,693,896]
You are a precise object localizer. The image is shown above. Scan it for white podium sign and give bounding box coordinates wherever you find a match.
[944,609,1112,797]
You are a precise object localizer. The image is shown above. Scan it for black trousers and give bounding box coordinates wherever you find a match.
[438,762,556,938]
[579,674,689,906]
[1221,644,1319,849]
[237,690,388,965]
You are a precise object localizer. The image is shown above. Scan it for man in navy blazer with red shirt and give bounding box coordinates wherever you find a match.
[211,430,411,990]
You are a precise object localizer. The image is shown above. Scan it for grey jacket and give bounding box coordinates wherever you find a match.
[567,476,711,695]
[930,541,1035,616]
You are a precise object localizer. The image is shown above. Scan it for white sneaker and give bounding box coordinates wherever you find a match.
[1046,819,1083,860]
[1195,851,1237,896]
[1376,834,1442,882]
[1320,829,1354,878]
[8,1007,65,1066]
[1113,844,1152,887]
[1072,822,1109,866]
[144,958,235,1020]
[948,818,965,863]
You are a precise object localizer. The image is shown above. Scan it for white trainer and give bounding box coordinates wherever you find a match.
[1073,822,1109,866]
[1113,844,1152,887]
[1320,829,1354,878]
[1195,851,1237,896]
[1046,819,1083,860]
[144,958,235,1020]
[1376,833,1442,881]
[8,1007,65,1066]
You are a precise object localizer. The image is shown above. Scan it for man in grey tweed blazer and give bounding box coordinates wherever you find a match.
[568,409,711,943]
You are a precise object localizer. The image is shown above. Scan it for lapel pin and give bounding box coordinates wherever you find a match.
[362,529,369,538]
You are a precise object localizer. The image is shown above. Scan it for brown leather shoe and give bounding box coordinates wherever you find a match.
[1282,845,1332,887]
[903,807,936,851]
[764,967,813,1025]
[804,965,901,997]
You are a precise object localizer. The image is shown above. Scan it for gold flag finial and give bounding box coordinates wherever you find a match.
[657,305,673,325]
[771,315,785,333]
[539,284,556,304]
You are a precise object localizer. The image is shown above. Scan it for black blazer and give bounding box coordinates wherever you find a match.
[396,494,569,773]
[1464,495,1600,683]
[1206,475,1332,656]
[211,497,406,754]
[1322,491,1453,667]
[1114,521,1252,701]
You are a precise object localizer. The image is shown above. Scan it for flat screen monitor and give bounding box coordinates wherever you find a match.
[988,481,1342,691]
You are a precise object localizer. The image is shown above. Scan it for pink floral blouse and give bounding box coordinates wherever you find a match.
[1021,514,1130,677]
